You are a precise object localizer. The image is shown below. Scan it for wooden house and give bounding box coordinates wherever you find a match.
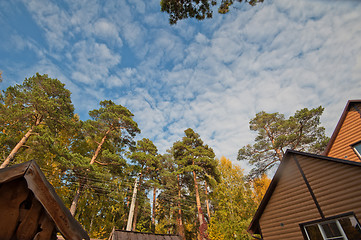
[323,100,361,161]
[248,100,361,240]
[108,229,181,240]
[0,160,89,240]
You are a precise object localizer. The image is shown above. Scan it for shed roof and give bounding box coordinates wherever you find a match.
[247,149,361,235]
[110,230,181,240]
[323,99,361,156]
[0,160,89,240]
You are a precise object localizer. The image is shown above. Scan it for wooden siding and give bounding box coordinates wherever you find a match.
[299,155,361,219]
[327,106,361,162]
[259,157,321,240]
[257,152,361,240]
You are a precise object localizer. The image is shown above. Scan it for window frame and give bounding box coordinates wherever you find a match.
[351,141,361,159]
[299,212,361,240]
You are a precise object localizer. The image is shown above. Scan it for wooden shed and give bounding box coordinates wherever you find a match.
[248,150,361,240]
[0,160,89,240]
[323,99,361,161]
[109,230,181,240]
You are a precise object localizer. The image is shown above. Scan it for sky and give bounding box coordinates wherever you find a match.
[1,0,361,172]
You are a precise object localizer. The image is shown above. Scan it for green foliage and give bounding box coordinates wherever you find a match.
[238,106,329,178]
[4,73,327,239]
[173,128,220,183]
[172,128,220,239]
[208,157,256,240]
[87,100,140,150]
[0,73,75,166]
[160,0,264,24]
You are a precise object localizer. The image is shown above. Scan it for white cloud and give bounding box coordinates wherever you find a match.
[93,19,123,46]
[69,40,121,85]
[22,0,71,50]
[3,0,361,174]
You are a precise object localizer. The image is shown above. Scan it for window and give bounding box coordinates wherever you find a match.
[300,213,361,240]
[352,141,361,159]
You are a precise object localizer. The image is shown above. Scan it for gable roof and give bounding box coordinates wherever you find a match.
[323,99,361,156]
[0,160,89,240]
[248,149,361,235]
[110,230,181,240]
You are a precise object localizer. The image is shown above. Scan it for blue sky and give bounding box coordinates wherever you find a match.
[1,0,361,172]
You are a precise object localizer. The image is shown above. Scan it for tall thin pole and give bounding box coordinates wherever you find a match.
[126,178,138,231]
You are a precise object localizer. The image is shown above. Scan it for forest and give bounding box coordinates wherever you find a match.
[0,73,328,239]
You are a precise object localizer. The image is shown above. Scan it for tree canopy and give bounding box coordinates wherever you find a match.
[160,0,264,24]
[2,73,333,239]
[0,73,74,168]
[173,128,220,240]
[208,156,256,240]
[237,106,329,178]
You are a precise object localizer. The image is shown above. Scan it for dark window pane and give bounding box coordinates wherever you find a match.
[353,143,361,157]
[305,225,323,240]
[339,217,361,240]
[321,221,342,238]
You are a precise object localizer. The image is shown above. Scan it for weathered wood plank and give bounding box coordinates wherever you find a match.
[24,161,89,240]
[16,195,43,240]
[0,178,29,240]
[0,161,30,183]
[33,211,57,240]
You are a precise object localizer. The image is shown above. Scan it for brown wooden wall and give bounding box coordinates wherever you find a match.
[259,153,361,240]
[299,155,361,220]
[259,157,321,240]
[327,105,361,162]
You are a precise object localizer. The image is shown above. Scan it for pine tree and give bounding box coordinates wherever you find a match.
[69,100,140,215]
[173,128,220,240]
[0,73,74,168]
[238,106,329,178]
[129,138,160,231]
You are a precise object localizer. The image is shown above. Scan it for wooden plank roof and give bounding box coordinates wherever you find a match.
[110,230,181,240]
[0,160,89,240]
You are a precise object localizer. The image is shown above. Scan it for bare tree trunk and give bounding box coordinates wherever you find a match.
[1,127,33,168]
[192,171,209,240]
[70,130,111,215]
[132,175,142,231]
[152,187,157,233]
[204,181,210,220]
[177,174,186,240]
[90,129,110,165]
[264,126,284,161]
[70,180,85,216]
[1,116,42,169]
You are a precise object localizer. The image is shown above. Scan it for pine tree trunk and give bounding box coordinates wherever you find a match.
[1,116,42,169]
[132,175,142,231]
[152,186,157,233]
[192,171,209,240]
[70,180,85,216]
[1,126,34,169]
[90,129,110,165]
[204,181,210,220]
[177,174,186,240]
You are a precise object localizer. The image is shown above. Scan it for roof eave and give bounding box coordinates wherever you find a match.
[323,100,361,156]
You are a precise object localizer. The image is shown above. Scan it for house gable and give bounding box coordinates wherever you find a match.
[0,161,89,240]
[323,100,361,162]
[249,150,361,240]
